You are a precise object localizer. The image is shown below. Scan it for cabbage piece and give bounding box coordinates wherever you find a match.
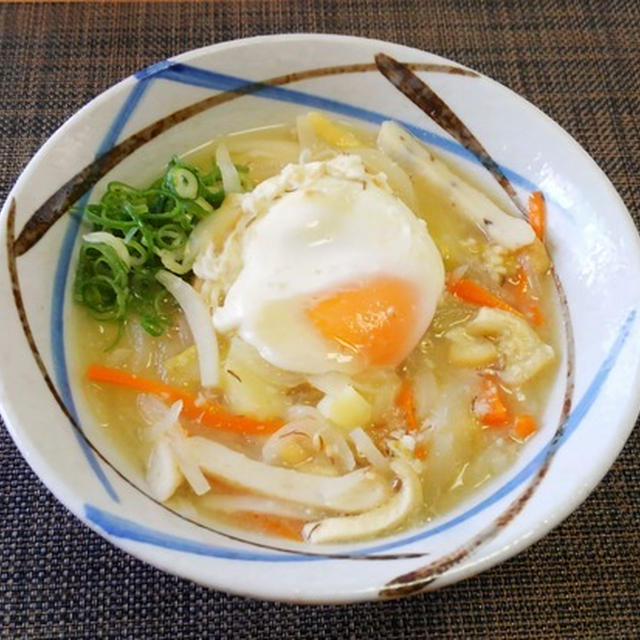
[223,337,303,419]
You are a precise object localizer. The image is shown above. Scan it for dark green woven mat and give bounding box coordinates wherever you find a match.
[1,1,639,637]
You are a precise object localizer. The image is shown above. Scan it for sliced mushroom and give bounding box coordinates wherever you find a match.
[302,459,422,543]
[186,436,389,513]
[464,307,554,386]
[377,121,535,250]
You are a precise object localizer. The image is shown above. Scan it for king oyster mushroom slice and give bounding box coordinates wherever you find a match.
[302,459,423,544]
[464,307,555,386]
[186,437,389,513]
[377,121,535,251]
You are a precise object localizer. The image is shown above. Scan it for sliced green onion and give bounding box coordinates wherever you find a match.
[108,181,141,197]
[155,223,187,251]
[167,166,199,200]
[203,186,225,208]
[75,152,237,341]
[84,203,138,232]
[142,190,181,221]
[156,249,192,275]
[84,232,132,268]
[194,196,214,214]
[80,275,127,321]
[126,239,149,266]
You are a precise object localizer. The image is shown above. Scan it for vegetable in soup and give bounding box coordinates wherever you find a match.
[71,113,558,543]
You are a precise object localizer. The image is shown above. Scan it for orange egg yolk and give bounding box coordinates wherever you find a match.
[307,276,420,367]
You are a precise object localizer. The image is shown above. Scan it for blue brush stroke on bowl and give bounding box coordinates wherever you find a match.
[83,308,635,561]
[149,62,537,191]
[51,77,153,503]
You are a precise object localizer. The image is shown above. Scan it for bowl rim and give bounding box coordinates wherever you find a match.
[1,32,640,603]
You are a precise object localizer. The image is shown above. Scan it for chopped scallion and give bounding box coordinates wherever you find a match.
[73,152,246,339]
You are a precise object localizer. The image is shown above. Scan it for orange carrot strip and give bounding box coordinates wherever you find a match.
[395,380,418,432]
[414,444,428,460]
[447,277,522,317]
[205,477,250,496]
[234,512,305,542]
[507,266,544,326]
[473,377,511,427]
[528,191,546,241]
[86,364,283,435]
[513,414,538,440]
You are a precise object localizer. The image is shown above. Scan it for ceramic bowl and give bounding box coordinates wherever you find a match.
[1,34,639,603]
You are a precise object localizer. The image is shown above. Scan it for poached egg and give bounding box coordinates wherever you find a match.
[197,154,444,375]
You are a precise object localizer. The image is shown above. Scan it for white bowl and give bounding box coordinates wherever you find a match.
[1,34,639,603]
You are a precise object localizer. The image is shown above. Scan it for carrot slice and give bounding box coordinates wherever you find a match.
[395,380,418,431]
[473,377,511,427]
[507,265,544,326]
[86,364,283,435]
[233,512,305,542]
[447,277,522,317]
[414,444,428,460]
[528,191,546,241]
[513,414,538,440]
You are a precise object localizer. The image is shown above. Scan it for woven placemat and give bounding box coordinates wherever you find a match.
[1,1,639,637]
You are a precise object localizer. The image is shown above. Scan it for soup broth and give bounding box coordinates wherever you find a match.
[70,114,559,544]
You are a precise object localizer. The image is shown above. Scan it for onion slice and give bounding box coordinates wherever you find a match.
[148,399,183,441]
[155,269,219,387]
[169,433,210,496]
[83,232,133,268]
[216,143,242,193]
[350,147,417,210]
[263,415,355,474]
[137,393,171,426]
[185,193,243,264]
[296,114,318,160]
[146,439,183,502]
[349,427,390,472]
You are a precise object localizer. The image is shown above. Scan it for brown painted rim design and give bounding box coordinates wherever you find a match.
[373,56,575,597]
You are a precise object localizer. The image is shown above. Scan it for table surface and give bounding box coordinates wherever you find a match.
[1,1,639,638]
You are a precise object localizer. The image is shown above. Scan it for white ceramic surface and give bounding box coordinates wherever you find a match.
[1,34,639,603]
